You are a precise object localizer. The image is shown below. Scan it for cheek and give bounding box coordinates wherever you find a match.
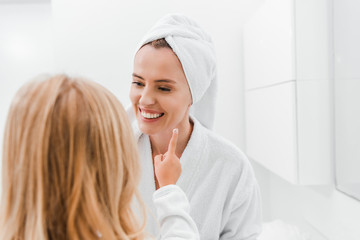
[179,93,192,110]
[129,88,139,105]
[166,95,190,116]
[179,86,192,106]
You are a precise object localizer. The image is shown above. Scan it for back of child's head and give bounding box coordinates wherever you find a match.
[0,75,145,240]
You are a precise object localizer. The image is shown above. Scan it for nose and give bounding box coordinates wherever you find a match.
[139,86,156,106]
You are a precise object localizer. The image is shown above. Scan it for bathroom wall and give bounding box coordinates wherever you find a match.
[248,0,360,239]
[0,2,53,194]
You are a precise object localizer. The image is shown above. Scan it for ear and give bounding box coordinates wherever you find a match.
[188,94,193,107]
[188,99,193,108]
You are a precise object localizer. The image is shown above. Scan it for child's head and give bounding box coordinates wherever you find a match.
[0,75,145,240]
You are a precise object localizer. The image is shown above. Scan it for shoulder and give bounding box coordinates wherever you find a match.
[195,122,260,203]
[198,123,251,172]
[188,118,261,209]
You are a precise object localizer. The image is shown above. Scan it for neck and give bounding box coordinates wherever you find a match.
[150,118,193,158]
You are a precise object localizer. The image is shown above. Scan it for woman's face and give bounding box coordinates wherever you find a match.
[130,45,192,136]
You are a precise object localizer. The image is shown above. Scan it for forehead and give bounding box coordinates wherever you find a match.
[134,45,187,84]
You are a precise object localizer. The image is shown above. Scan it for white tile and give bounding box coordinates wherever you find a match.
[335,78,360,199]
[295,0,332,80]
[296,80,332,184]
[243,0,295,90]
[334,0,360,79]
[245,82,298,183]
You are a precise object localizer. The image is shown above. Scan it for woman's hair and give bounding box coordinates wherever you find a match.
[143,38,172,50]
[0,75,146,240]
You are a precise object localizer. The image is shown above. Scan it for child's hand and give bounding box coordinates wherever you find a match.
[154,128,181,188]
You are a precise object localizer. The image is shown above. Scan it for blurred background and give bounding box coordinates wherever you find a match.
[1,0,359,239]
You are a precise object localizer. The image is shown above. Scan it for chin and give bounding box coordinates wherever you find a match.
[138,123,159,136]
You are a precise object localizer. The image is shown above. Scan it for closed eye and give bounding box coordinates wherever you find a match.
[132,81,144,87]
[159,87,171,92]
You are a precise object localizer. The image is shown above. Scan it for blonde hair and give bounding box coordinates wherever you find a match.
[0,75,146,240]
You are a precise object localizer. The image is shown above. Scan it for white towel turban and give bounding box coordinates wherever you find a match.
[136,13,218,129]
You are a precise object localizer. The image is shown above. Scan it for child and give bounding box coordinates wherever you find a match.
[0,75,199,240]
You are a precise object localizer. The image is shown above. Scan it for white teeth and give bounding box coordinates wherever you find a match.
[141,111,163,119]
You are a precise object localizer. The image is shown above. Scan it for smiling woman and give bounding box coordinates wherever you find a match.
[127,14,262,240]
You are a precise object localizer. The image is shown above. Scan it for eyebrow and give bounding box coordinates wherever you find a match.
[132,73,176,84]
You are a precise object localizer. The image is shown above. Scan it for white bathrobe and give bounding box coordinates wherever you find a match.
[152,185,200,239]
[138,117,262,240]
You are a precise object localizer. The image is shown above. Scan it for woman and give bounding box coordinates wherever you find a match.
[129,14,262,239]
[0,75,199,239]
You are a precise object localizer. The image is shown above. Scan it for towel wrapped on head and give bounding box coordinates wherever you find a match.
[136,13,218,129]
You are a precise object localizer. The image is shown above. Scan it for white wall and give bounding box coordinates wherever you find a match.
[0,2,53,195]
[249,0,360,239]
[334,0,360,202]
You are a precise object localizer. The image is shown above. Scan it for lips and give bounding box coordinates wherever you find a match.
[139,108,164,119]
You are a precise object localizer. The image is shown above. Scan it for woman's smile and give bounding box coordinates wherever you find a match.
[139,107,165,122]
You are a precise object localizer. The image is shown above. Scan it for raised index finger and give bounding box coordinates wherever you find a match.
[167,128,178,155]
